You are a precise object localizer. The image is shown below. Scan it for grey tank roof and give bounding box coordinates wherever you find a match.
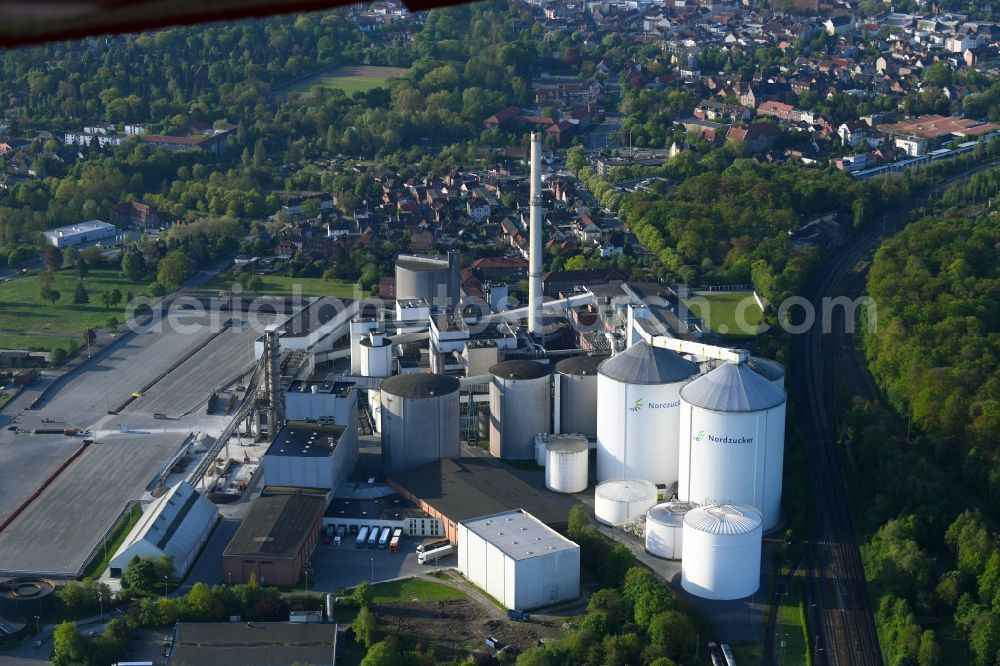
[381,373,460,398]
[555,355,607,376]
[598,341,698,385]
[680,361,786,412]
[489,360,551,380]
[746,356,785,383]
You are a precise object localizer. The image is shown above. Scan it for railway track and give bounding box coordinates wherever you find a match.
[790,160,999,666]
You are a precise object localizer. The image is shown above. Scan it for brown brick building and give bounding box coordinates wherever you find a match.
[221,494,324,587]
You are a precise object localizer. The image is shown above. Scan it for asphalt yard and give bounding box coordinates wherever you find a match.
[0,432,188,577]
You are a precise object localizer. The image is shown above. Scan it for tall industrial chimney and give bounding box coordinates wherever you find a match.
[528,132,544,338]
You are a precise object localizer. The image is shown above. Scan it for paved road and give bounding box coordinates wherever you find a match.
[785,161,998,666]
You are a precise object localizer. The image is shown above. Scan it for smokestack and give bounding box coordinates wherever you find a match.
[529,132,544,338]
[447,249,461,307]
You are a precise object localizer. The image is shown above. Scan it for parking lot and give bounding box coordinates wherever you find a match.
[305,533,450,592]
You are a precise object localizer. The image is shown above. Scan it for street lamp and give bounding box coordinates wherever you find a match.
[163,576,168,598]
[34,615,40,636]
[228,571,232,586]
[370,557,374,583]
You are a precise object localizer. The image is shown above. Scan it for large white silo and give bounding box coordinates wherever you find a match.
[681,504,762,600]
[555,355,605,437]
[596,341,699,486]
[677,361,786,532]
[645,501,698,560]
[545,437,589,493]
[594,479,658,526]
[489,360,552,460]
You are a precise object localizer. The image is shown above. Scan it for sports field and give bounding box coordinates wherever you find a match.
[682,291,765,337]
[286,65,408,94]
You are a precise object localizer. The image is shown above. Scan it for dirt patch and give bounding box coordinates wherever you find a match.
[373,598,558,659]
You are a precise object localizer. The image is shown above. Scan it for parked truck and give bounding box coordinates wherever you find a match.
[389,528,402,552]
[378,527,391,549]
[415,538,449,554]
[355,526,369,548]
[417,544,453,564]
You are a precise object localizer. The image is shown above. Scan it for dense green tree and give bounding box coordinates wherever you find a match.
[51,621,85,666]
[72,279,89,305]
[120,252,144,281]
[122,556,155,594]
[156,250,194,289]
[352,606,380,648]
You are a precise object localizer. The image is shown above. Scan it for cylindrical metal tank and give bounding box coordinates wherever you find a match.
[380,373,461,474]
[677,361,787,532]
[545,437,589,493]
[596,341,699,485]
[594,479,658,526]
[489,360,551,460]
[645,501,698,560]
[360,330,392,378]
[681,504,763,600]
[555,355,605,437]
[349,318,379,375]
[394,256,450,302]
[534,432,588,467]
[746,356,785,389]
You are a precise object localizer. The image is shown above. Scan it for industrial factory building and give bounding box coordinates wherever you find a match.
[222,494,325,587]
[323,494,443,538]
[109,481,218,580]
[388,457,573,543]
[262,422,358,491]
[284,378,356,424]
[458,509,580,611]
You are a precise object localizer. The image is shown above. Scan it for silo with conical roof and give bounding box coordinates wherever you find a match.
[596,341,699,485]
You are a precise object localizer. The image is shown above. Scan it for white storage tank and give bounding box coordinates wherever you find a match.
[645,501,698,560]
[359,330,392,378]
[380,373,461,473]
[596,341,699,485]
[681,504,762,600]
[533,433,587,467]
[489,361,551,460]
[677,361,786,532]
[349,318,380,375]
[545,437,590,493]
[555,356,605,437]
[746,356,785,389]
[594,479,658,526]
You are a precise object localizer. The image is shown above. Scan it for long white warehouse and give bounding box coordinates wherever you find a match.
[109,481,218,580]
[457,509,580,611]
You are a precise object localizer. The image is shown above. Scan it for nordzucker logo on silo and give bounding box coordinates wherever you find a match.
[695,432,755,444]
[628,398,680,413]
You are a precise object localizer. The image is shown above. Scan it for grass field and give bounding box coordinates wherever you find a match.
[286,65,408,94]
[683,291,765,337]
[0,332,77,353]
[0,268,152,346]
[370,578,469,604]
[202,273,363,299]
[773,578,809,666]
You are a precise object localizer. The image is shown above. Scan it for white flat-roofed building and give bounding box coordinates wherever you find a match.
[457,509,580,611]
[108,481,218,579]
[43,220,117,248]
